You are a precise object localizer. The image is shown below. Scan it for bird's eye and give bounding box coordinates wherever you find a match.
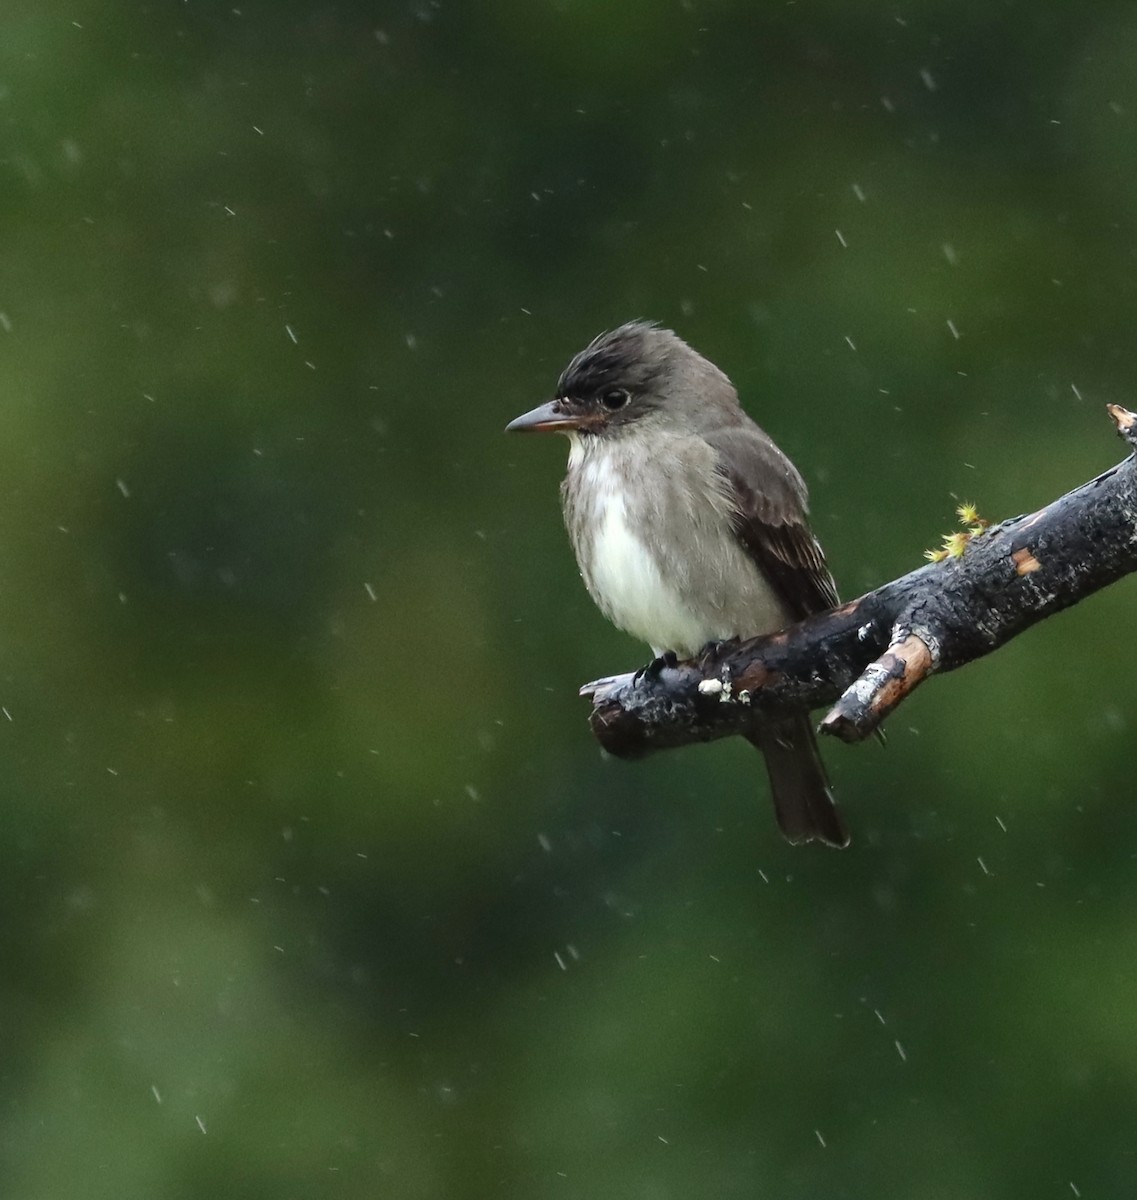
[601,389,630,411]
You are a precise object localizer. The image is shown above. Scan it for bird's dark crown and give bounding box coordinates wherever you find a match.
[556,320,672,401]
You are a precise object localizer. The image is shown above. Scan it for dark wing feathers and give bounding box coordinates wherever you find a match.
[704,426,839,622]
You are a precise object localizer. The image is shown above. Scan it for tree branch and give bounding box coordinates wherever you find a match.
[581,405,1137,757]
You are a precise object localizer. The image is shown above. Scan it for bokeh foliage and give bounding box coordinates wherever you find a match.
[2,1,1136,1196]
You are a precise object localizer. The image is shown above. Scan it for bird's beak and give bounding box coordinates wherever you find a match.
[504,400,583,434]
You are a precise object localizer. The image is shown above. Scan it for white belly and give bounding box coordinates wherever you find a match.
[588,492,722,656]
[568,438,789,658]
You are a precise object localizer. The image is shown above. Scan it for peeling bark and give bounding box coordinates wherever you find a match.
[581,406,1137,757]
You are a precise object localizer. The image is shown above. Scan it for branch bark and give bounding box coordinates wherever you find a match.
[581,405,1137,757]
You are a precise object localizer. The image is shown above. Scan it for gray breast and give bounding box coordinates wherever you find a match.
[561,433,788,656]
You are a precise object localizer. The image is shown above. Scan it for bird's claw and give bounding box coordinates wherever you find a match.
[698,636,740,666]
[634,650,679,684]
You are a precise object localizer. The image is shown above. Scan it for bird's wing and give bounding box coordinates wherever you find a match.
[704,425,839,622]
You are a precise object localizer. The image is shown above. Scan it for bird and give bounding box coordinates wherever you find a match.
[506,321,849,848]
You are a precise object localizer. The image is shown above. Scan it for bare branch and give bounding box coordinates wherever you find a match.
[581,406,1137,757]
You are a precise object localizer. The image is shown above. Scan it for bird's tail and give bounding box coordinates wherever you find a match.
[746,715,850,848]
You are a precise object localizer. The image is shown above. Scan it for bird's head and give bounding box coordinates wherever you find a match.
[505,321,735,440]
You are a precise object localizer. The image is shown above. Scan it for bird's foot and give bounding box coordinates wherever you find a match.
[698,636,741,667]
[634,649,679,685]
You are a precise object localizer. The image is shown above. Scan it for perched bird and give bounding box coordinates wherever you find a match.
[506,321,850,847]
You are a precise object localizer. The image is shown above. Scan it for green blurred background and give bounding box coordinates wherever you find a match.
[2,1,1136,1196]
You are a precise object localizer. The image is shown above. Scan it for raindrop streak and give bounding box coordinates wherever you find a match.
[815,1130,827,1148]
[835,229,848,248]
[195,1115,207,1135]
[285,324,298,344]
